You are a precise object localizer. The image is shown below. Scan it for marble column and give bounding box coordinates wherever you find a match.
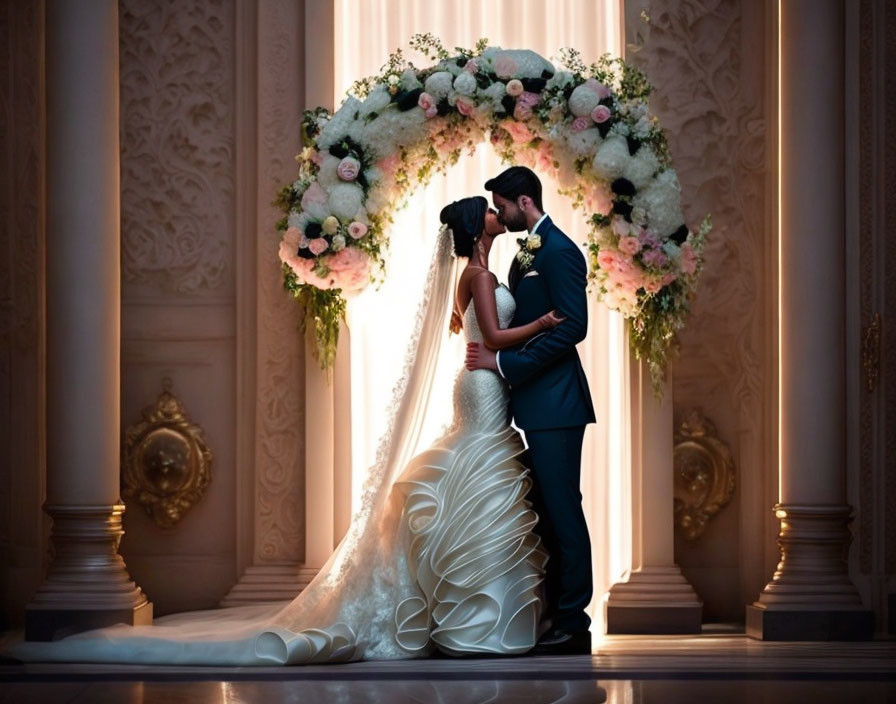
[25,0,151,640]
[745,0,873,640]
[604,355,702,634]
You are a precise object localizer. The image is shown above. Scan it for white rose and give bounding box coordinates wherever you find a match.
[327,182,365,221]
[453,72,477,96]
[592,136,630,180]
[331,234,347,251]
[424,71,454,100]
[322,215,339,235]
[568,84,601,118]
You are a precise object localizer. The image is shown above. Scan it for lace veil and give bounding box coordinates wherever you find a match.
[9,227,459,666]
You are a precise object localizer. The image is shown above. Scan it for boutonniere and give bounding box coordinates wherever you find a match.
[515,234,542,269]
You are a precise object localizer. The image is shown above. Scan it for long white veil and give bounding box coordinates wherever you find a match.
[10,229,458,665]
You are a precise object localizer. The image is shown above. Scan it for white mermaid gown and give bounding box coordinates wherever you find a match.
[10,284,546,665]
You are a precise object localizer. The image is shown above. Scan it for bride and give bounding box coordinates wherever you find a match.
[9,197,562,665]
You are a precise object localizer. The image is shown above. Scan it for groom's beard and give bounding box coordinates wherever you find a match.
[500,214,527,232]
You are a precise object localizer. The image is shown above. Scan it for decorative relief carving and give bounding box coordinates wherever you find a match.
[122,379,213,528]
[632,0,768,599]
[119,0,234,294]
[673,409,736,540]
[253,2,306,563]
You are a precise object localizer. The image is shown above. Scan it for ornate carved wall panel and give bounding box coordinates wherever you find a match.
[0,0,47,628]
[630,0,774,621]
[118,0,239,614]
[252,0,306,565]
[119,0,234,297]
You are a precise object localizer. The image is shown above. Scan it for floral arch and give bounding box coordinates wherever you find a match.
[277,35,709,391]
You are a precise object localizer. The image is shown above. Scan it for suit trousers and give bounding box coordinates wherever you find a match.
[524,425,592,633]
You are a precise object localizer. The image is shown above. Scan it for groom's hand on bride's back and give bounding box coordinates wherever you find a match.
[466,342,498,371]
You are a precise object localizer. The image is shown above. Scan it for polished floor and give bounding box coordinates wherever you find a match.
[2,633,895,703]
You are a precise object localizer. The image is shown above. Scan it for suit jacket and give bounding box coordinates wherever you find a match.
[499,216,596,431]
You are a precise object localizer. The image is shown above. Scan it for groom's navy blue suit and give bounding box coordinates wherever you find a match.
[498,215,595,634]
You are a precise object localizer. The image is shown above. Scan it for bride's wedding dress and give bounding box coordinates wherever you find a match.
[10,239,545,665]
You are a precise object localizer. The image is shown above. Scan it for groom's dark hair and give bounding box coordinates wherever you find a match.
[484,166,543,211]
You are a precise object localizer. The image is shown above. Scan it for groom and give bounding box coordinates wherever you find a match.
[466,166,596,656]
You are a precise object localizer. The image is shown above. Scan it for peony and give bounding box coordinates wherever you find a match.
[456,96,476,117]
[301,181,330,220]
[493,52,519,79]
[618,236,642,256]
[565,127,602,158]
[517,91,541,108]
[424,71,454,100]
[322,215,339,235]
[308,237,329,256]
[326,246,373,294]
[570,116,591,133]
[336,156,361,182]
[632,170,684,238]
[501,119,534,143]
[506,79,524,97]
[453,72,477,96]
[348,221,368,239]
[592,135,630,180]
[513,103,533,121]
[327,182,365,221]
[591,105,612,123]
[315,154,342,188]
[585,78,612,99]
[568,83,601,117]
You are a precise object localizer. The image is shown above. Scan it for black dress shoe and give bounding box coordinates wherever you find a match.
[530,628,592,656]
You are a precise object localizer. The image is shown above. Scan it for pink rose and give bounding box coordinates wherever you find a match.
[570,116,591,132]
[517,91,541,108]
[348,221,368,239]
[336,156,361,182]
[455,96,476,117]
[513,103,533,121]
[618,236,642,256]
[308,237,329,256]
[597,249,619,271]
[505,79,524,97]
[591,105,611,123]
[464,59,479,74]
[494,53,519,79]
[418,91,435,111]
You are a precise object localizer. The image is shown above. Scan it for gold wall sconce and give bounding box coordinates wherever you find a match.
[122,379,213,528]
[673,409,736,541]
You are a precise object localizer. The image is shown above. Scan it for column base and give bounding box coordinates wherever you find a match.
[24,504,152,641]
[220,564,319,607]
[26,601,153,642]
[604,566,703,634]
[746,604,874,641]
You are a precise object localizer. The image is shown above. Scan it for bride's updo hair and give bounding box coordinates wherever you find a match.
[439,196,488,258]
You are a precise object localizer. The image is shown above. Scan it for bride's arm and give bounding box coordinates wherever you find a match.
[470,271,562,351]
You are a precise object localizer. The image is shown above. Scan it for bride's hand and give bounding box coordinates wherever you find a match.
[449,310,463,335]
[537,310,565,330]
